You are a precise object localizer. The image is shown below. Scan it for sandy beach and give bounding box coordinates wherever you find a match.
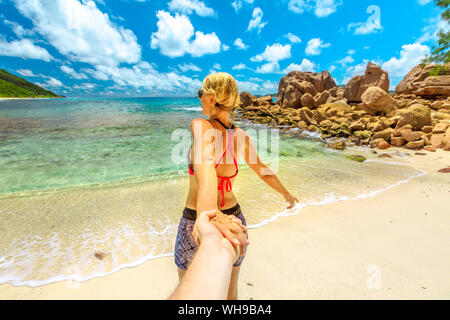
[0,147,448,300]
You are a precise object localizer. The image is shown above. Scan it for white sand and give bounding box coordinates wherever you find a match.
[0,148,449,299]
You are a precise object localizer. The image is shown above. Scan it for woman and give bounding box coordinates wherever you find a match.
[174,72,298,300]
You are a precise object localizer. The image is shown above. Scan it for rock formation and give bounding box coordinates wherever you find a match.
[276,70,337,109]
[345,62,389,103]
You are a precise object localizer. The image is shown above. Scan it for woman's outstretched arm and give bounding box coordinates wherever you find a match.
[243,131,299,209]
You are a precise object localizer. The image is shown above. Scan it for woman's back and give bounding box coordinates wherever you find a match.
[186,118,245,210]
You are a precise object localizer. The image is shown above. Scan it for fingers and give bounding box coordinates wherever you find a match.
[211,220,240,246]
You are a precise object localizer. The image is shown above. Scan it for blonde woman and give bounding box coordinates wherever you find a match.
[174,72,298,300]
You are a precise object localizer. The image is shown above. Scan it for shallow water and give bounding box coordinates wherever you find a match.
[0,98,423,286]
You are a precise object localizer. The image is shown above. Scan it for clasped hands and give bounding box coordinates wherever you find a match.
[192,210,249,262]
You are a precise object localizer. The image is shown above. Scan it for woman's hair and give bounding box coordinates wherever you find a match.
[202,72,241,122]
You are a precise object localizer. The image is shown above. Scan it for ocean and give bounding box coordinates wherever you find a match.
[0,98,423,286]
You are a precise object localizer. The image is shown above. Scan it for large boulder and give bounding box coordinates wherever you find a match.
[395,104,432,131]
[240,91,257,107]
[414,75,450,98]
[395,63,438,95]
[277,70,337,109]
[345,62,390,103]
[301,93,315,109]
[361,86,398,116]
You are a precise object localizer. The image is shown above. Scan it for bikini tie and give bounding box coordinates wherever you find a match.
[217,176,233,208]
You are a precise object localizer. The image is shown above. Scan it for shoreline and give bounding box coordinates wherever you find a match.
[1,148,449,299]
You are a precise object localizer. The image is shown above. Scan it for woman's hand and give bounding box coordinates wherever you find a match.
[285,193,299,209]
[210,210,249,257]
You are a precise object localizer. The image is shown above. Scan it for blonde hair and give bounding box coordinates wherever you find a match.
[202,72,241,122]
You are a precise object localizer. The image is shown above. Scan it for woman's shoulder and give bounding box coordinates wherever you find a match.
[190,118,214,131]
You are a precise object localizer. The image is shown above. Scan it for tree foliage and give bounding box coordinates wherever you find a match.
[422,0,450,75]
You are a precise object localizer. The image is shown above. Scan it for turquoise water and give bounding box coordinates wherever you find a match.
[0,98,423,286]
[0,98,203,196]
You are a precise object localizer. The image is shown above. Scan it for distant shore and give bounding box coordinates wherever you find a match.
[0,97,65,101]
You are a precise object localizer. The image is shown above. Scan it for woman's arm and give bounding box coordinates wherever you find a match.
[190,119,248,252]
[243,132,299,209]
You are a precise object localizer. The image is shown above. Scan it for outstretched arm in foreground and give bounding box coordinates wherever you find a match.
[168,210,237,300]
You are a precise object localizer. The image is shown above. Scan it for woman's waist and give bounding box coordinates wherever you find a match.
[183,203,241,221]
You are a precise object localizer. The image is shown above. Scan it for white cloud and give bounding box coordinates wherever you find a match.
[16,69,38,77]
[288,0,341,18]
[284,33,302,44]
[178,63,201,72]
[247,7,267,33]
[347,5,383,35]
[0,38,53,61]
[73,83,96,90]
[168,0,215,17]
[251,43,291,62]
[36,77,64,88]
[231,0,254,13]
[233,38,249,50]
[416,14,450,44]
[222,44,230,51]
[336,55,354,66]
[282,58,317,73]
[4,19,34,38]
[255,62,280,74]
[329,65,336,73]
[232,63,247,70]
[83,63,203,94]
[150,10,221,58]
[13,0,141,67]
[305,38,330,56]
[417,0,433,5]
[381,43,430,77]
[60,65,88,79]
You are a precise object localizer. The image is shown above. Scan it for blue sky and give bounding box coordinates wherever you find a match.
[0,0,447,97]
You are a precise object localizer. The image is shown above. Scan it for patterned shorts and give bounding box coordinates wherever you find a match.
[174,203,247,271]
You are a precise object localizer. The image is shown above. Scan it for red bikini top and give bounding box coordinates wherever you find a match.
[188,119,239,208]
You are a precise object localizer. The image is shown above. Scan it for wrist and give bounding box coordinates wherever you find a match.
[200,239,235,264]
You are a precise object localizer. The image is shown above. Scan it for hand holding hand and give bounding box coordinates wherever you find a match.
[210,210,249,257]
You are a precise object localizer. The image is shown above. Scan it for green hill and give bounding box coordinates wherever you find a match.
[0,69,64,98]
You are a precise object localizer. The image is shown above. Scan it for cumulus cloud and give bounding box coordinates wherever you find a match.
[288,0,341,18]
[83,63,203,93]
[0,38,53,61]
[150,10,221,58]
[284,33,302,44]
[168,0,215,17]
[13,0,141,66]
[178,63,201,72]
[16,69,38,77]
[36,77,64,88]
[251,43,291,63]
[381,43,430,77]
[60,65,88,80]
[305,38,330,56]
[282,58,317,73]
[231,0,254,13]
[3,19,34,38]
[247,7,267,33]
[233,38,249,50]
[232,63,247,70]
[255,62,280,74]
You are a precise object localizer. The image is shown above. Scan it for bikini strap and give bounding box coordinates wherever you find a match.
[213,118,235,130]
